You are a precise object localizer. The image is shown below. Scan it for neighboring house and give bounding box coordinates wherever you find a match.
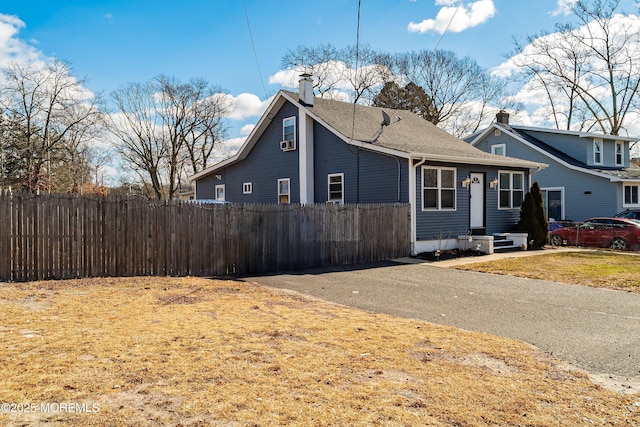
[466,111,640,223]
[190,75,546,255]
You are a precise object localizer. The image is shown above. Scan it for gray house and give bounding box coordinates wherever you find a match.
[190,76,546,255]
[466,111,640,223]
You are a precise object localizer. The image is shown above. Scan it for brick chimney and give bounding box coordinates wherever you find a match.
[298,73,314,106]
[496,110,509,124]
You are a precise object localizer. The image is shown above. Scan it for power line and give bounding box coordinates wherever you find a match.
[351,0,362,140]
[434,0,463,51]
[242,0,267,97]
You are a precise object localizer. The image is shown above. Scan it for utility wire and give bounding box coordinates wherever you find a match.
[433,0,463,51]
[350,0,362,140]
[242,0,267,97]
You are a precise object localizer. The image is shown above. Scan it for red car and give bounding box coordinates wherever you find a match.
[549,217,640,250]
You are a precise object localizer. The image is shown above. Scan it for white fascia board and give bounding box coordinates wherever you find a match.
[488,125,635,182]
[410,153,547,170]
[510,124,639,142]
[189,156,238,182]
[467,124,501,146]
[189,92,287,182]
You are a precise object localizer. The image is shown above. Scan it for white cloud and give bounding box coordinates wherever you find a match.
[492,13,640,133]
[218,136,246,159]
[550,0,578,17]
[0,14,43,67]
[408,0,496,34]
[269,69,299,88]
[240,124,255,135]
[224,92,272,120]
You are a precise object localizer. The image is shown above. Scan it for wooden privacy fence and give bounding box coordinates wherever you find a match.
[0,193,410,281]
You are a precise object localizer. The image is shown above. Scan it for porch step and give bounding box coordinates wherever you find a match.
[493,233,522,253]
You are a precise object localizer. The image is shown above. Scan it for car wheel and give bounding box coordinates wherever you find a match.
[610,237,628,250]
[549,234,564,246]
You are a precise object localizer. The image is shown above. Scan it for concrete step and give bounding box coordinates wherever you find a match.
[494,245,523,253]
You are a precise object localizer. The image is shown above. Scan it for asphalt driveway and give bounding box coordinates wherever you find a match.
[248,259,640,393]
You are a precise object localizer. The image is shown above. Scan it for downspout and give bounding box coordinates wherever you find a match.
[528,165,543,189]
[409,157,427,255]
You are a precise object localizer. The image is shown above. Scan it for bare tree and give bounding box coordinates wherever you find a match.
[0,60,103,192]
[508,0,640,135]
[283,45,510,136]
[109,81,168,200]
[393,50,509,133]
[108,76,231,200]
[281,44,393,103]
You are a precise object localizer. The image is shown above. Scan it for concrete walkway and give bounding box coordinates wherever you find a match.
[248,250,640,394]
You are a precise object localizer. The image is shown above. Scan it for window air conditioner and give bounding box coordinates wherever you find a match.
[280,140,296,151]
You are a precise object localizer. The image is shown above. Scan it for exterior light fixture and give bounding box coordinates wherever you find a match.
[462,177,471,188]
[490,177,499,189]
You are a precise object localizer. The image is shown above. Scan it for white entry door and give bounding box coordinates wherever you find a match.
[469,173,484,229]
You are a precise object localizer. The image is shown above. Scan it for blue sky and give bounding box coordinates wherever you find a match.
[1,0,639,182]
[2,0,588,99]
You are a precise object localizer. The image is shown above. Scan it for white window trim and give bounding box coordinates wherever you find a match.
[243,182,253,194]
[498,170,525,210]
[593,138,603,165]
[615,141,624,166]
[327,173,344,204]
[421,166,457,211]
[283,116,296,143]
[215,184,226,201]
[491,143,506,156]
[623,183,640,207]
[278,178,290,204]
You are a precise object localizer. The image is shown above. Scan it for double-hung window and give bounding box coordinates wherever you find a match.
[593,139,602,165]
[422,166,456,210]
[283,117,295,143]
[624,184,639,206]
[499,171,524,209]
[328,173,344,204]
[278,178,290,204]
[615,141,624,166]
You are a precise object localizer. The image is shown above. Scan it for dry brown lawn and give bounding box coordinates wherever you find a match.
[456,250,640,293]
[0,276,638,426]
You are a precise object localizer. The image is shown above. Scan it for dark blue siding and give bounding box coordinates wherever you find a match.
[196,102,300,203]
[477,132,620,221]
[196,102,410,205]
[313,125,409,203]
[415,162,527,240]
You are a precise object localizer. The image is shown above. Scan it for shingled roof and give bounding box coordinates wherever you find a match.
[282,90,543,168]
[191,90,545,181]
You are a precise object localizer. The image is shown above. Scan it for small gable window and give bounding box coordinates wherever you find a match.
[593,139,602,165]
[615,141,624,166]
[283,117,296,143]
[499,171,524,209]
[422,166,456,211]
[491,144,506,156]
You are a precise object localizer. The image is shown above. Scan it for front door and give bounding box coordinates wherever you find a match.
[470,173,484,230]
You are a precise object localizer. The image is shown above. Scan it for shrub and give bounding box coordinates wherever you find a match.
[516,181,549,249]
